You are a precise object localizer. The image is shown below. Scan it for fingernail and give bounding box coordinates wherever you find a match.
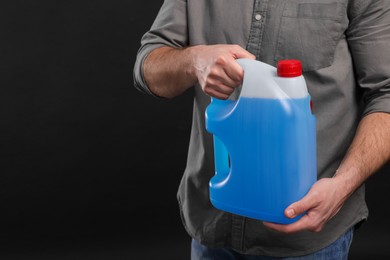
[286,208,295,218]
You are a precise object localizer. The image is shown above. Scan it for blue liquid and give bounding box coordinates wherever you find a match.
[206,97,316,224]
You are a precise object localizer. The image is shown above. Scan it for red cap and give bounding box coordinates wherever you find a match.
[277,60,302,77]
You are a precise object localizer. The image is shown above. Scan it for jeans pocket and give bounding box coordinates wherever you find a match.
[274,1,346,72]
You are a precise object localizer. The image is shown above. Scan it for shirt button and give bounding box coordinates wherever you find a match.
[255,14,262,21]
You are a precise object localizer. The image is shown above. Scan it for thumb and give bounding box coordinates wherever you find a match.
[285,192,319,219]
[231,45,256,60]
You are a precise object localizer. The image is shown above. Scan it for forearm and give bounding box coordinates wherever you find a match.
[334,112,390,199]
[143,46,197,98]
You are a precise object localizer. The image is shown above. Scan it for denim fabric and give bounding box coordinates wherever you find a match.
[191,228,353,260]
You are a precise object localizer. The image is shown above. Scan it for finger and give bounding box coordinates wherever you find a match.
[230,45,256,60]
[210,83,235,96]
[224,46,255,83]
[285,190,321,219]
[211,68,242,89]
[204,87,230,100]
[222,59,245,84]
[263,214,312,234]
[203,78,235,99]
[213,55,244,85]
[204,65,237,94]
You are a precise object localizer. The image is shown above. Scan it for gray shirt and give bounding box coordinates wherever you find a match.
[133,0,390,257]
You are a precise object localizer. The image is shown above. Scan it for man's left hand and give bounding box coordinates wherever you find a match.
[263,177,349,233]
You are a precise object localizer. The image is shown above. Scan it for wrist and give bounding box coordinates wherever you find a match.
[332,166,361,201]
[185,45,201,84]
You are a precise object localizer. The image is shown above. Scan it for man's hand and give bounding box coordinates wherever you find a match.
[264,112,390,234]
[190,44,255,100]
[144,44,255,99]
[263,177,349,234]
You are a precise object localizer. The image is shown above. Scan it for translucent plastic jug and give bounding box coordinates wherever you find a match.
[205,59,317,224]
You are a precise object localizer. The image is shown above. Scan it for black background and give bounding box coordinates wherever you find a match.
[0,1,389,259]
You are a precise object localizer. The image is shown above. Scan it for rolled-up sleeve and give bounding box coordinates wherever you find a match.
[133,0,188,96]
[347,0,390,116]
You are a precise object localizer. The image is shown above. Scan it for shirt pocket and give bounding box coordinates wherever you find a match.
[274,1,346,72]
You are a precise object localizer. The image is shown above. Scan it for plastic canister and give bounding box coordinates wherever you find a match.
[205,59,317,224]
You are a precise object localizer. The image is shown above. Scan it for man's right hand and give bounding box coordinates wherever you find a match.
[190,44,256,100]
[144,44,255,99]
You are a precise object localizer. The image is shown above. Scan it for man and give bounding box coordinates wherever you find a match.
[133,0,390,259]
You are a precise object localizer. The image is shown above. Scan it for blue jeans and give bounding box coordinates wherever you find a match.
[191,228,353,260]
